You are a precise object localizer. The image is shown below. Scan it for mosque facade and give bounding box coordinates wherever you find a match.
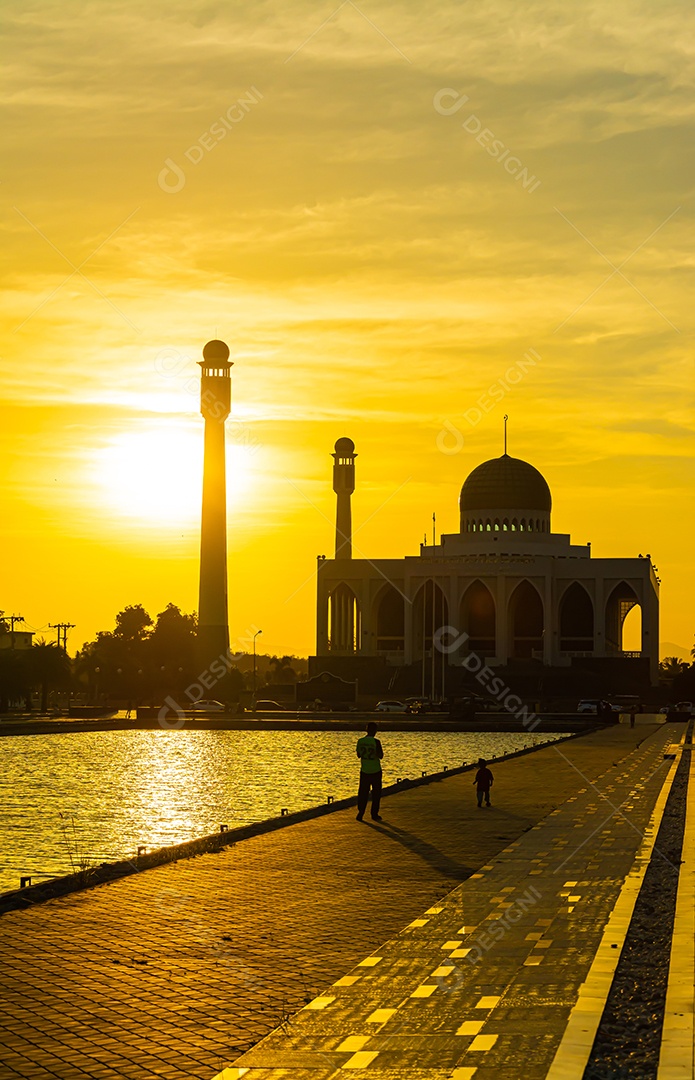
[313,440,659,692]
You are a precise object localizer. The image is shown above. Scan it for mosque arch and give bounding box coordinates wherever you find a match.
[329,582,360,653]
[559,583,594,652]
[605,581,641,655]
[460,580,496,657]
[413,580,448,698]
[508,580,544,659]
[512,518,518,531]
[374,584,405,653]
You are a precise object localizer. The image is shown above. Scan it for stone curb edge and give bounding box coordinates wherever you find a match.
[0,728,597,915]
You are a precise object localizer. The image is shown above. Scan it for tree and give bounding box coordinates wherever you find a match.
[659,656,689,681]
[267,655,298,685]
[26,639,71,712]
[114,605,152,642]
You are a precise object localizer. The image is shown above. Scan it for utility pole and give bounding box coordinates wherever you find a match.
[5,614,24,650]
[49,622,75,651]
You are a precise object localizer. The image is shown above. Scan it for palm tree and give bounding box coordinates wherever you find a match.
[27,640,71,712]
[659,656,689,683]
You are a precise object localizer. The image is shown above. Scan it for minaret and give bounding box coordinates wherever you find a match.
[332,437,356,559]
[197,339,232,666]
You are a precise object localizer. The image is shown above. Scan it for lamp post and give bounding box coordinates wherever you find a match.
[253,629,263,705]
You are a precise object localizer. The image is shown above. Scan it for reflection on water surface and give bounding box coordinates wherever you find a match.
[0,728,565,891]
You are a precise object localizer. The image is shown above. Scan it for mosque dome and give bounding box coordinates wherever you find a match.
[460,454,552,513]
[334,437,355,455]
[202,339,230,362]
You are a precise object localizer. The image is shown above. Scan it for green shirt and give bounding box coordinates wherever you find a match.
[356,735,383,774]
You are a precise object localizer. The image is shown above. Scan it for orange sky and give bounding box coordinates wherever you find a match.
[1,1,693,659]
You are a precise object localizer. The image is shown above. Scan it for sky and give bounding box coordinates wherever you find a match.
[1,0,693,659]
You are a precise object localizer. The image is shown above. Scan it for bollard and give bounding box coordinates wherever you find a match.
[20,876,31,889]
[443,765,448,771]
[396,777,402,783]
[327,795,334,804]
[137,845,147,856]
[281,808,289,816]
[422,770,427,777]
[220,824,229,832]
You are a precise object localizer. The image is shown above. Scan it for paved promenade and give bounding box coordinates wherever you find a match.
[0,722,679,1079]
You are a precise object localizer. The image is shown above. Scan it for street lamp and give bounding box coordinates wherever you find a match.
[253,630,263,704]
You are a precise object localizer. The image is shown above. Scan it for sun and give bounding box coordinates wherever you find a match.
[92,422,253,527]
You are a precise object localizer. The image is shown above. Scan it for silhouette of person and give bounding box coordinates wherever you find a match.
[629,706,636,728]
[474,758,494,807]
[356,721,384,821]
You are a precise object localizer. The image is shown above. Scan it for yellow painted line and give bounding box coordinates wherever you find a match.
[366,1008,397,1023]
[211,1070,248,1080]
[337,1036,371,1052]
[449,948,472,958]
[442,939,463,949]
[303,995,335,1010]
[431,964,454,977]
[342,1050,379,1069]
[469,1034,498,1051]
[456,1020,485,1035]
[425,906,443,914]
[547,747,680,1080]
[407,918,429,928]
[475,995,500,1009]
[451,1069,477,1079]
[411,983,437,998]
[524,956,543,966]
[358,956,382,967]
[458,925,477,934]
[657,744,695,1080]
[333,975,361,987]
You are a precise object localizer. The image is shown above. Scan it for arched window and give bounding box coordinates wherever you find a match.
[375,585,405,653]
[485,519,492,532]
[493,518,500,531]
[511,518,518,531]
[329,583,360,653]
[605,582,642,655]
[560,583,594,652]
[460,580,496,656]
[508,580,544,659]
[502,518,509,531]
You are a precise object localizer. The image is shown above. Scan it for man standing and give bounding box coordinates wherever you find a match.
[356,721,384,821]
[473,758,494,807]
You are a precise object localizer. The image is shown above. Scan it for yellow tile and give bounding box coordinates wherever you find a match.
[568,895,581,902]
[451,1070,477,1079]
[358,956,382,967]
[534,940,552,949]
[304,995,335,1010]
[334,975,361,987]
[366,1008,397,1023]
[525,933,543,941]
[475,995,500,1009]
[407,918,429,928]
[411,984,437,998]
[469,1034,498,1051]
[458,925,477,934]
[563,880,578,886]
[524,956,543,966]
[337,1036,371,1052]
[213,1069,249,1080]
[431,965,455,977]
[456,1020,485,1035]
[442,939,462,949]
[343,1051,379,1069]
[450,948,472,958]
[425,906,443,914]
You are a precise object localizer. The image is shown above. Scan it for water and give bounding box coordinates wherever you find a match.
[0,728,566,893]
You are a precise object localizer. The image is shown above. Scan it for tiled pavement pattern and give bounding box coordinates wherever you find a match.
[218,722,677,1080]
[0,724,668,1080]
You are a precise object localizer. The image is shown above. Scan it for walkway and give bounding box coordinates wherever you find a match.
[0,723,673,1079]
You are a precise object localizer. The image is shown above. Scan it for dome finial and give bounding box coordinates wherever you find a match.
[503,414,508,456]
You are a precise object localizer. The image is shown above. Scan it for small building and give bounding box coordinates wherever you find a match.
[0,629,33,650]
[311,442,659,695]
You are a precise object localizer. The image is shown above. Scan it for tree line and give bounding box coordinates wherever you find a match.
[0,605,304,713]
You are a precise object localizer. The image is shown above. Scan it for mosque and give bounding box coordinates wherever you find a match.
[311,438,659,695]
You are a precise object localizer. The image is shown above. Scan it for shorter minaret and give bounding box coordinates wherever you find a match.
[332,437,356,559]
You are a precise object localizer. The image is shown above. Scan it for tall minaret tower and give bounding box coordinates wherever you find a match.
[332,437,356,559]
[198,339,232,666]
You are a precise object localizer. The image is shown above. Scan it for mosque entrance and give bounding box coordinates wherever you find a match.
[328,583,360,654]
[413,580,448,699]
[509,580,544,659]
[375,585,405,654]
[460,579,496,657]
[559,582,594,652]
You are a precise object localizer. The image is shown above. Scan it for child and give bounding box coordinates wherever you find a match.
[473,758,494,807]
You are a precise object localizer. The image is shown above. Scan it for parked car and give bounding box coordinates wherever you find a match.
[375,700,409,713]
[676,701,693,717]
[577,699,602,714]
[188,699,226,712]
[254,699,285,711]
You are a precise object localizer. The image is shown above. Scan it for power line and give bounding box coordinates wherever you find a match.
[48,623,75,651]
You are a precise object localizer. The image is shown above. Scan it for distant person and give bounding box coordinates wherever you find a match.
[356,722,384,822]
[474,758,494,807]
[629,706,636,728]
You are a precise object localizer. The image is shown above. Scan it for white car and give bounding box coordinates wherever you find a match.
[375,700,409,713]
[577,699,602,714]
[189,699,226,712]
[676,701,693,716]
